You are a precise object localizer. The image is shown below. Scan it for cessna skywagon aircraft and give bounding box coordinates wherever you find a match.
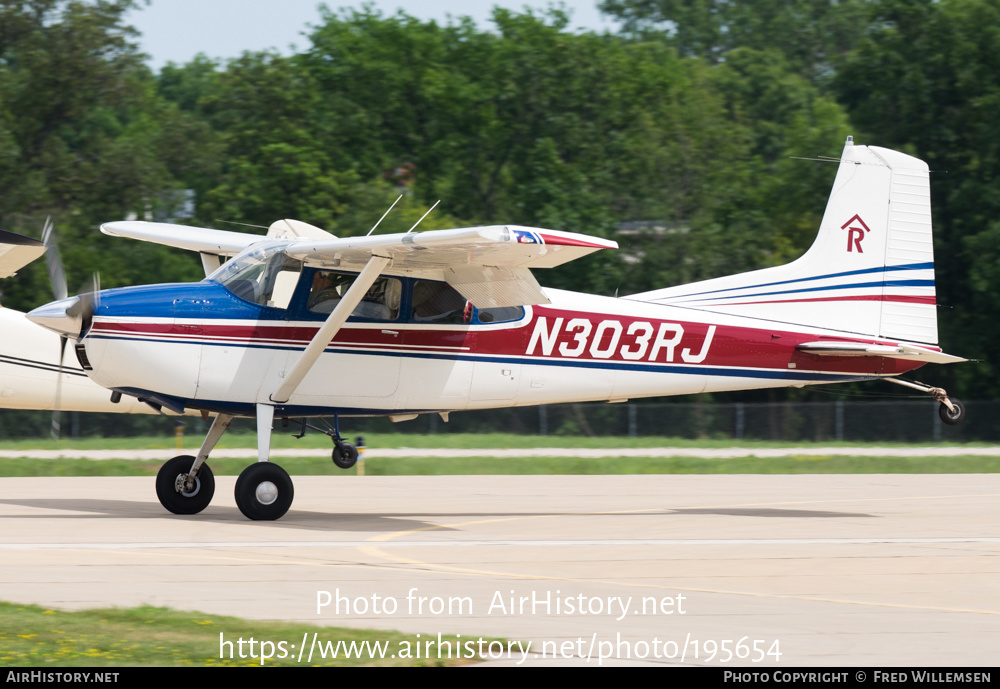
[16,137,965,520]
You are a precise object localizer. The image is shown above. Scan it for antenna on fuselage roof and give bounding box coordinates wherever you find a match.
[366,194,403,236]
[789,156,843,164]
[614,248,645,299]
[406,199,440,234]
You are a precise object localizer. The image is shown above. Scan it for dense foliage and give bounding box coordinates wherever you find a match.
[1,0,996,399]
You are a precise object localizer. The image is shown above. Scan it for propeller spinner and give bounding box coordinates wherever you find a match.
[27,273,100,340]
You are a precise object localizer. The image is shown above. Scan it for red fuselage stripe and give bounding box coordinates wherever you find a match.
[89,309,931,377]
[708,295,936,306]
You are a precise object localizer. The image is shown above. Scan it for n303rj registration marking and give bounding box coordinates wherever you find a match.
[526,316,716,363]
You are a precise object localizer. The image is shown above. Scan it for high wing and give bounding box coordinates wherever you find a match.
[100,220,618,308]
[100,218,335,254]
[101,219,336,275]
[0,229,46,279]
[283,225,616,307]
[100,221,263,255]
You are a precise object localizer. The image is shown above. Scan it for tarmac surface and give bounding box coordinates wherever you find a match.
[1,472,998,666]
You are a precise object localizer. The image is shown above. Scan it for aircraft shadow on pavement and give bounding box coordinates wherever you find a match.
[0,498,458,532]
[670,507,875,518]
[0,499,875,528]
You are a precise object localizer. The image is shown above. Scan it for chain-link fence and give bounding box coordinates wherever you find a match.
[413,400,996,443]
[1,400,997,443]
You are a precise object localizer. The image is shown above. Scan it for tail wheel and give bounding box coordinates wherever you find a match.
[939,398,965,426]
[332,442,358,469]
[155,455,215,515]
[234,462,294,520]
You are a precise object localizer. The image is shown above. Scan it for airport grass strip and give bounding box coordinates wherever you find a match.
[0,601,485,667]
[0,454,997,476]
[1,433,995,452]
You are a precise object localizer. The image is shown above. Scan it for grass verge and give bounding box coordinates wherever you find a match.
[0,454,998,477]
[0,601,487,667]
[1,432,997,452]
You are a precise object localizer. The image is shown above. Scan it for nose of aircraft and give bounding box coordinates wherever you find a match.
[26,295,85,338]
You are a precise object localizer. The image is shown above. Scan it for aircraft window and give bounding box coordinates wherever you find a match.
[476,306,524,323]
[268,270,300,310]
[412,281,470,324]
[307,270,401,320]
[210,242,302,309]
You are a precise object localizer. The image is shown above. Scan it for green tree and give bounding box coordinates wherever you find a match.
[599,0,871,83]
[0,1,211,309]
[835,0,1000,396]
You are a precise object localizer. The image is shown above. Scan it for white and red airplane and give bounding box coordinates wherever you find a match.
[10,137,965,520]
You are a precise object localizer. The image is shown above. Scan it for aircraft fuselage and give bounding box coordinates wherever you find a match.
[76,277,927,419]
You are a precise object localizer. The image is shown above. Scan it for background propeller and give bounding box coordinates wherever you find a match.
[41,217,67,440]
[40,219,100,440]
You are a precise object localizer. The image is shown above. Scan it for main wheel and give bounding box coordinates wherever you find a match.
[155,455,215,515]
[234,463,294,520]
[332,442,358,469]
[939,398,965,426]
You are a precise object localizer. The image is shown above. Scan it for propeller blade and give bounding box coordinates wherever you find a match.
[51,335,67,441]
[77,272,101,328]
[41,217,68,302]
[42,217,69,440]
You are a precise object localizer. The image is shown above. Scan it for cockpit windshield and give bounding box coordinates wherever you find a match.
[209,241,302,309]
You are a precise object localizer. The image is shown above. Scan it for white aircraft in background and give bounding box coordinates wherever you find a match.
[0,227,150,418]
[7,137,965,520]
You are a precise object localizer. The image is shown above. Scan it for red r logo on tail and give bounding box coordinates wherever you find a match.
[841,214,871,253]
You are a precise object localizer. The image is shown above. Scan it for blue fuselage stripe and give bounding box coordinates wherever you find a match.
[669,262,935,300]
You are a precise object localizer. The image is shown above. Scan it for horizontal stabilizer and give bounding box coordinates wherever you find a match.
[796,341,966,364]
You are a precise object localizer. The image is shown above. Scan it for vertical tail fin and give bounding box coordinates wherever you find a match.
[627,137,938,344]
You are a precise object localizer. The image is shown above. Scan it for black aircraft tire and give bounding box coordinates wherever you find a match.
[939,398,965,426]
[332,442,359,469]
[234,463,294,520]
[155,455,215,515]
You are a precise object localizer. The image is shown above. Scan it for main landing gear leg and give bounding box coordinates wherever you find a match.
[884,378,966,426]
[155,413,233,515]
[233,404,294,521]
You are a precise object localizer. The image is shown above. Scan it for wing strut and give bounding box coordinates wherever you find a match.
[270,254,390,404]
